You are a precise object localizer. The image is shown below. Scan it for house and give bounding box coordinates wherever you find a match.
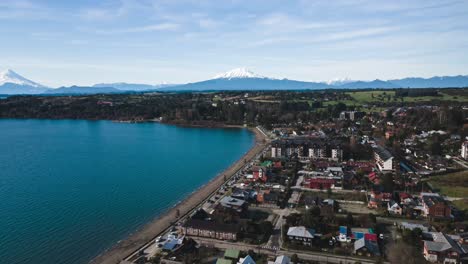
[420,193,451,220]
[220,196,247,213]
[368,191,392,208]
[267,255,291,264]
[351,227,375,240]
[368,172,380,184]
[373,145,394,171]
[252,166,268,182]
[161,233,185,252]
[182,219,239,240]
[231,189,253,201]
[237,255,256,264]
[287,226,316,246]
[301,166,344,190]
[387,200,403,215]
[423,232,467,263]
[354,237,381,257]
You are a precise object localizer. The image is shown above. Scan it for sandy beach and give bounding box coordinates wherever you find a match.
[90,127,268,264]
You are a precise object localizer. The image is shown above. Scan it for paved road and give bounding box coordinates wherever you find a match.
[453,157,468,169]
[291,186,365,194]
[192,237,383,264]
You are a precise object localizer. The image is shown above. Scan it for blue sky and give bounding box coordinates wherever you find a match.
[1,0,467,87]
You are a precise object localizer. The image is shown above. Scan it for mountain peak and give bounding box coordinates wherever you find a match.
[213,68,266,79]
[326,77,354,85]
[0,69,44,87]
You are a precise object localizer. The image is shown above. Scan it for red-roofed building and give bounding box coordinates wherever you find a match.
[252,166,267,182]
[364,233,378,242]
[274,161,282,169]
[368,172,380,184]
[304,178,336,189]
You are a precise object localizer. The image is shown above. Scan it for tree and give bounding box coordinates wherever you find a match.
[381,173,395,193]
[291,254,299,263]
[386,241,425,264]
[346,213,354,226]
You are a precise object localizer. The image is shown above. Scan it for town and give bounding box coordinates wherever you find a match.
[81,89,468,264]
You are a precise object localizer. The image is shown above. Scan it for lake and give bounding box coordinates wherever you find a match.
[0,119,254,264]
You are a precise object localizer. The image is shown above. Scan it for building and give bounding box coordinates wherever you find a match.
[183,219,239,240]
[251,166,267,182]
[220,196,247,213]
[354,237,381,257]
[423,232,467,263]
[331,147,343,161]
[237,255,256,264]
[301,166,344,190]
[339,111,365,121]
[462,141,468,159]
[420,193,451,220]
[267,256,291,264]
[387,200,403,215]
[287,226,316,246]
[373,145,394,171]
[270,138,343,160]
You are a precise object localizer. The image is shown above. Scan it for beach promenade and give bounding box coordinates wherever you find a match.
[90,127,268,264]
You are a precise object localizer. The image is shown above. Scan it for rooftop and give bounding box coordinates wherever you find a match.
[287,226,315,238]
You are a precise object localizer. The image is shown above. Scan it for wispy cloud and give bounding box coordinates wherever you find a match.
[91,23,180,35]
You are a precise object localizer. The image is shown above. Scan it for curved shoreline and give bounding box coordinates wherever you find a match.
[90,126,268,264]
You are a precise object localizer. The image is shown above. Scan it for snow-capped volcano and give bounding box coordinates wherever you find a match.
[326,77,354,86]
[213,68,267,80]
[0,69,44,87]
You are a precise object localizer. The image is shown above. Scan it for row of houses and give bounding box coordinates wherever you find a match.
[368,191,452,220]
[423,231,468,263]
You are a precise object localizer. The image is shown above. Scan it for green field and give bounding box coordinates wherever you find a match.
[428,171,468,198]
[452,199,468,210]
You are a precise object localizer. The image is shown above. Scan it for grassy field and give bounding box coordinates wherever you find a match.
[344,90,468,105]
[452,199,468,210]
[428,171,468,198]
[347,90,396,103]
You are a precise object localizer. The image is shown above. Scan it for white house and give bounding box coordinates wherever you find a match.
[387,200,402,215]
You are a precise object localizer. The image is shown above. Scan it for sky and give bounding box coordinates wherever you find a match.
[1,0,468,87]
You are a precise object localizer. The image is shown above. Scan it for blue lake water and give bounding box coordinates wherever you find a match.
[0,119,254,264]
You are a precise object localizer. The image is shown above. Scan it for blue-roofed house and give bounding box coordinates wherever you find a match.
[354,237,381,257]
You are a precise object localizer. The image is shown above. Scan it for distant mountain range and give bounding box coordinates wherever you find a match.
[93,82,176,91]
[1,68,468,95]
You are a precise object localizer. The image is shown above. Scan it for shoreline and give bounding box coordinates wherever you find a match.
[90,126,268,264]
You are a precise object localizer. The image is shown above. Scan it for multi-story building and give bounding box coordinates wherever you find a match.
[271,138,343,161]
[420,193,451,220]
[373,145,394,171]
[461,141,468,159]
[339,111,365,121]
